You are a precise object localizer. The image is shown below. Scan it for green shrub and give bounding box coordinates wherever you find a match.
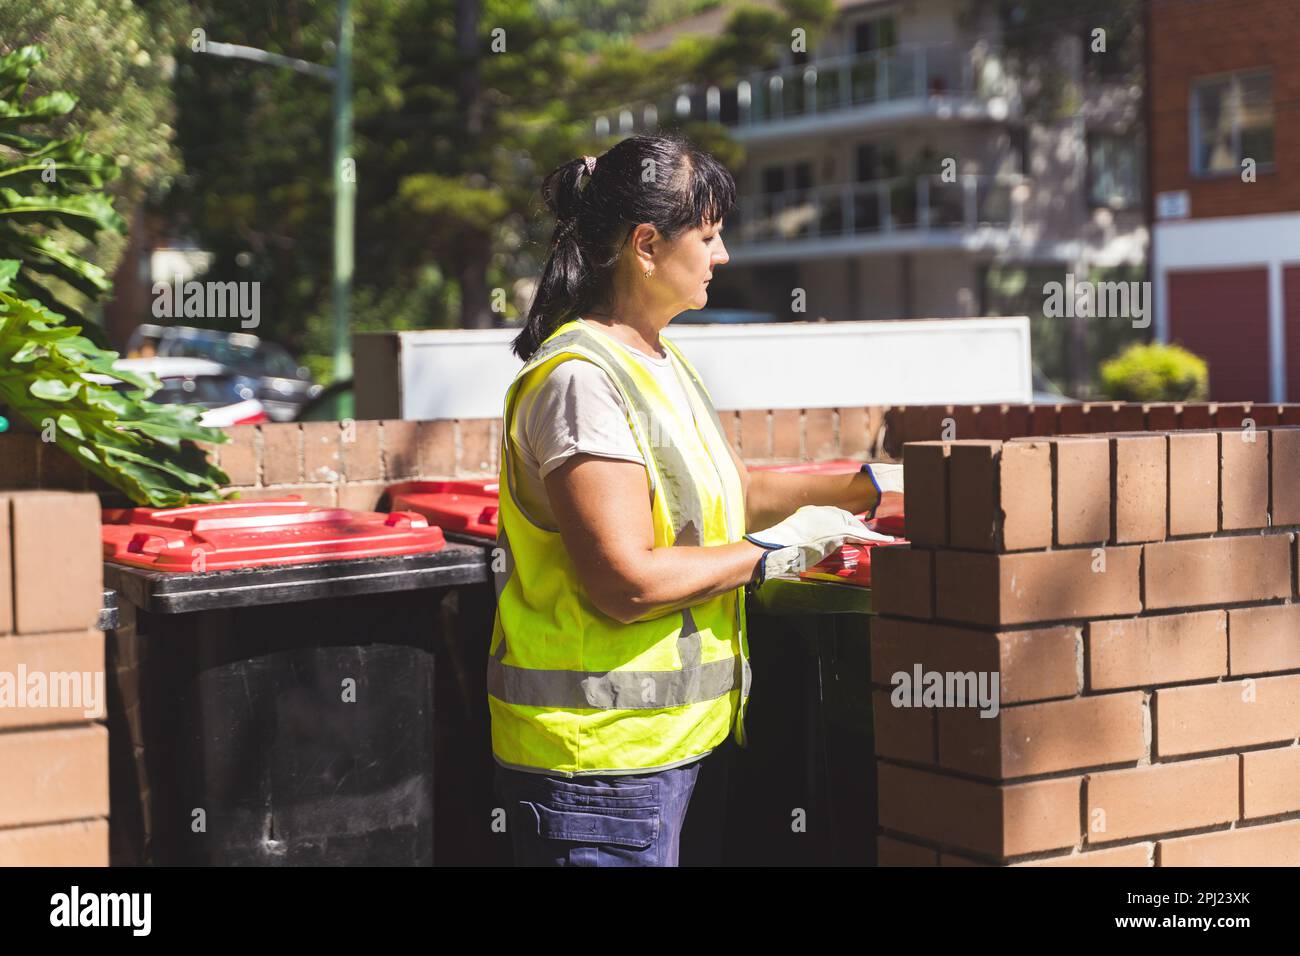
[1099,342,1209,403]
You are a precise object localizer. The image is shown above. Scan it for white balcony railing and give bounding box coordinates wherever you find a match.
[734,42,1005,126]
[595,42,1011,136]
[729,174,1028,248]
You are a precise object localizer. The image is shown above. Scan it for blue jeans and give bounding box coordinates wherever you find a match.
[494,741,731,867]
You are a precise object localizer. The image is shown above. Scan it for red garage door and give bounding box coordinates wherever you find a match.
[1286,266,1300,402]
[1167,268,1270,403]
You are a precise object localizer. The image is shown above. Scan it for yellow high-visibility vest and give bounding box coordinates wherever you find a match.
[489,318,751,775]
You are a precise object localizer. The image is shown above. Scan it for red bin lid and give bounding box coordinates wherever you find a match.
[869,509,905,536]
[388,480,500,541]
[102,497,446,572]
[800,537,909,589]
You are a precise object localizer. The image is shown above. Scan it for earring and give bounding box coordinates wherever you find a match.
[644,269,653,279]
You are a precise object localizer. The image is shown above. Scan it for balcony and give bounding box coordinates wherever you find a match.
[595,42,1016,143]
[725,175,1030,264]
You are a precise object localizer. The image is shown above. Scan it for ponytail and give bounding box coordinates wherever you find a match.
[511,158,592,361]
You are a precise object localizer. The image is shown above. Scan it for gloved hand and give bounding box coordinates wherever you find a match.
[861,462,904,518]
[746,505,894,585]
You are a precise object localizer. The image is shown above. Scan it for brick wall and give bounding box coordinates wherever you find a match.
[0,407,892,507]
[7,403,1290,505]
[880,401,1300,458]
[1149,0,1300,219]
[873,428,1300,866]
[0,492,108,866]
[8,406,1300,868]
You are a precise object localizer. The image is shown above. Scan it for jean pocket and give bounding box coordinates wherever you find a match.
[524,780,660,848]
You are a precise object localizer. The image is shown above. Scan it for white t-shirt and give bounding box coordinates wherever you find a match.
[510,318,699,529]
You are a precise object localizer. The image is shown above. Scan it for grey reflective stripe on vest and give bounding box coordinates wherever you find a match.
[486,607,744,710]
[524,326,706,547]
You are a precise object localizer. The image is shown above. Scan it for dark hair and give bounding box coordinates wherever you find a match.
[511,133,737,361]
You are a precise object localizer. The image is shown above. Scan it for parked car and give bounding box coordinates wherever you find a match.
[86,357,269,427]
[671,308,778,324]
[294,378,355,422]
[125,325,321,422]
[124,323,167,358]
[1032,367,1077,404]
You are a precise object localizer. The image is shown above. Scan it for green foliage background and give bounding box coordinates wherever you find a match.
[0,0,186,319]
[0,42,228,505]
[1100,342,1209,403]
[162,0,828,381]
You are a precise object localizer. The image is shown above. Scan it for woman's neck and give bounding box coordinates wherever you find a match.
[582,304,668,359]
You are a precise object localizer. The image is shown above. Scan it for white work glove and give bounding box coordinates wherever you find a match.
[746,505,894,585]
[861,462,904,518]
[862,462,904,494]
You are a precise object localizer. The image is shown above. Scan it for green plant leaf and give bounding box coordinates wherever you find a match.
[0,260,227,506]
[29,377,80,401]
[55,412,84,440]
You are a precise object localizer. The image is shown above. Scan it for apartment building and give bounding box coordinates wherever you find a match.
[608,0,1147,348]
[1149,0,1299,403]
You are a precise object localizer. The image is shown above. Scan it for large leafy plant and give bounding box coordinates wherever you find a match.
[0,44,228,504]
[0,260,229,504]
[0,45,123,321]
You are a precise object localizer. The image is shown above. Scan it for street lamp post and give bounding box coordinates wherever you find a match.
[196,0,354,382]
[331,0,354,382]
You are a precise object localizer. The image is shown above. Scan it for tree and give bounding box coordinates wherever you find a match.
[964,0,1146,397]
[962,0,1145,121]
[0,0,186,314]
[167,0,833,372]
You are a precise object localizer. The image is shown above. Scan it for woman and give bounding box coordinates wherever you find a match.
[490,134,901,867]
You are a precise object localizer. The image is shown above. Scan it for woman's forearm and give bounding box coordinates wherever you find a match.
[744,471,879,530]
[606,539,767,624]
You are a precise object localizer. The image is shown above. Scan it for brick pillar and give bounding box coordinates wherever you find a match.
[0,492,108,865]
[872,428,1300,866]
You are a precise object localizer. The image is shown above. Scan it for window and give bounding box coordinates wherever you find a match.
[1191,70,1274,176]
[1009,127,1030,176]
[792,161,813,191]
[760,162,812,194]
[852,17,897,55]
[1088,133,1141,207]
[856,143,899,182]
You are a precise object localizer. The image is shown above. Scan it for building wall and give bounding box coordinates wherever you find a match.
[894,0,964,45]
[855,256,907,320]
[797,257,853,319]
[1153,211,1300,402]
[731,0,1146,322]
[1286,266,1300,403]
[1149,0,1300,220]
[1166,267,1271,403]
[909,252,980,318]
